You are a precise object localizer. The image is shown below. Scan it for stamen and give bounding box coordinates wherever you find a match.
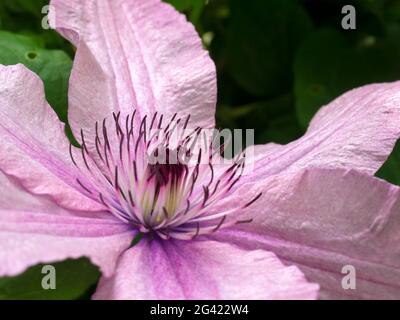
[243,192,262,208]
[76,178,92,194]
[113,111,123,136]
[139,115,147,143]
[69,110,261,241]
[163,207,169,220]
[80,129,89,154]
[95,133,104,162]
[207,162,214,187]
[183,114,191,129]
[102,119,111,151]
[81,145,91,171]
[69,144,78,167]
[99,192,107,206]
[150,112,157,130]
[119,133,125,162]
[192,223,200,239]
[133,160,138,182]
[213,215,227,232]
[128,190,135,207]
[236,219,253,225]
[114,166,120,191]
[202,186,209,207]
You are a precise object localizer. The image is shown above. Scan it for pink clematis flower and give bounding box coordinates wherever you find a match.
[0,0,399,299]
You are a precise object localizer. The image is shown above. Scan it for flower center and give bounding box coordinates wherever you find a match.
[136,148,187,224]
[70,111,260,240]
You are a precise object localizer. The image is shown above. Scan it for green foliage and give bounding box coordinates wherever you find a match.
[294,28,400,127]
[165,0,206,25]
[0,31,72,122]
[0,258,100,300]
[0,0,74,52]
[227,0,313,97]
[377,141,400,185]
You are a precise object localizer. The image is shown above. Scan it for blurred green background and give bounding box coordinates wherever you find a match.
[0,0,399,299]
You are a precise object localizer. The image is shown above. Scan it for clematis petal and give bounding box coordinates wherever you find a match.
[244,82,400,182]
[0,170,110,221]
[92,239,318,300]
[0,170,73,214]
[50,0,217,146]
[0,167,135,278]
[0,210,133,277]
[211,168,400,299]
[0,64,103,211]
[0,162,131,277]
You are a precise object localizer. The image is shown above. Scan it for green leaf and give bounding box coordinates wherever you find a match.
[358,0,386,16]
[3,0,48,18]
[294,28,400,127]
[164,0,205,24]
[227,0,313,97]
[258,113,303,145]
[0,31,72,122]
[217,94,301,144]
[385,1,400,23]
[376,141,400,186]
[0,258,100,300]
[0,0,46,33]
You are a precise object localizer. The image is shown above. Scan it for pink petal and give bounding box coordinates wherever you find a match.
[0,169,131,277]
[93,239,318,300]
[0,64,103,211]
[0,210,133,277]
[211,168,400,299]
[245,82,400,182]
[50,0,217,144]
[0,217,132,279]
[0,231,132,279]
[0,170,109,220]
